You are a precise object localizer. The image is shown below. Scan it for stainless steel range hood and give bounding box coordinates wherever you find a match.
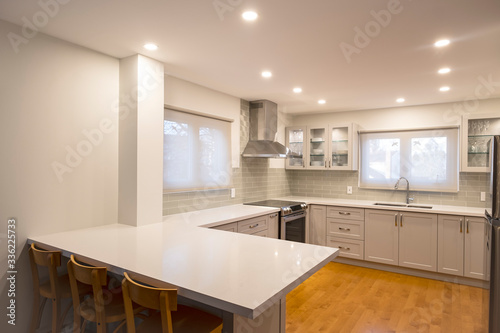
[241,100,291,158]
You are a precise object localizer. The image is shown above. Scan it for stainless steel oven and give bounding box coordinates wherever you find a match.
[281,210,306,242]
[244,200,308,243]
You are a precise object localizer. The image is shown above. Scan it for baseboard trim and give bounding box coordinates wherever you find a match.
[333,257,490,289]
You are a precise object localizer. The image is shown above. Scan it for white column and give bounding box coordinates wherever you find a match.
[119,54,164,226]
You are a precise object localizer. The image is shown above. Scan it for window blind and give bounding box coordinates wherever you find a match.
[359,127,459,192]
[163,109,232,192]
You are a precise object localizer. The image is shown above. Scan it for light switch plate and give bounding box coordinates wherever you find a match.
[347,186,353,195]
[230,188,236,198]
[481,192,486,202]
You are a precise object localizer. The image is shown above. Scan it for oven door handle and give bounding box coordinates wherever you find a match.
[282,212,306,223]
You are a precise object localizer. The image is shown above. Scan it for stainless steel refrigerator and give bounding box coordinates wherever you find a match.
[487,135,500,333]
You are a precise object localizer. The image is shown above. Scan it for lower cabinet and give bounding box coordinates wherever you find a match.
[365,209,399,265]
[238,214,269,235]
[267,213,279,238]
[212,222,237,233]
[309,205,327,246]
[365,209,438,272]
[438,215,488,280]
[326,206,365,260]
[211,213,279,239]
[327,237,364,260]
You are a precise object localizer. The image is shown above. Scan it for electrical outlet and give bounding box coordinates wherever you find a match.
[481,192,486,202]
[230,188,236,198]
[347,186,353,195]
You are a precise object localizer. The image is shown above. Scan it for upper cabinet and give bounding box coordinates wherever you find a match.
[308,126,328,169]
[286,123,359,170]
[330,124,358,170]
[285,126,307,169]
[461,114,500,172]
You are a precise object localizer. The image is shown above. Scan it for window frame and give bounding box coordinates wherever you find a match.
[358,126,460,193]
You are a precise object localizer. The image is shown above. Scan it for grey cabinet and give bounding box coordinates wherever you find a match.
[309,205,327,246]
[365,209,438,272]
[438,215,488,280]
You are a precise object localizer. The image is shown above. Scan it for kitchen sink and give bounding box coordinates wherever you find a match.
[407,204,433,209]
[373,202,407,207]
[373,202,433,209]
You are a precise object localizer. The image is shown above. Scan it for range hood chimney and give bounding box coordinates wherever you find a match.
[241,100,291,158]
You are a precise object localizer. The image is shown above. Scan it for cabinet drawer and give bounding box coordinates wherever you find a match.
[327,237,364,260]
[211,222,237,232]
[238,215,268,235]
[250,229,269,237]
[327,218,364,240]
[327,206,364,221]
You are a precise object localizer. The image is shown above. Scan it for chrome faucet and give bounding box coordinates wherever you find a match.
[394,177,414,204]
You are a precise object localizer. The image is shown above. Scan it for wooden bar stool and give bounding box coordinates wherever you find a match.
[29,243,89,333]
[122,272,223,333]
[67,255,144,333]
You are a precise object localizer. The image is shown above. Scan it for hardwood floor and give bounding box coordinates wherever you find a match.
[286,263,489,333]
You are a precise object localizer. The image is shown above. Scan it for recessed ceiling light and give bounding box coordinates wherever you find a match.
[318,99,326,104]
[434,39,450,47]
[293,87,302,93]
[396,98,405,103]
[438,67,451,74]
[439,86,450,92]
[143,43,158,51]
[261,71,272,78]
[242,11,258,21]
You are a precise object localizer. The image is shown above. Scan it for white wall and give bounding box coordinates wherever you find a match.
[164,75,241,167]
[119,55,164,227]
[292,98,500,130]
[0,20,119,332]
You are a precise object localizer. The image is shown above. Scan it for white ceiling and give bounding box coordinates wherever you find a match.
[2,0,500,114]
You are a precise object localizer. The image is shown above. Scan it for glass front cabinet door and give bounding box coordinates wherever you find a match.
[329,124,358,170]
[308,126,328,169]
[461,114,500,172]
[285,126,307,169]
[286,123,359,170]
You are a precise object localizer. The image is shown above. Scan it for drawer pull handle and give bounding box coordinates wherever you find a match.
[400,214,403,227]
[270,214,278,218]
[339,212,351,215]
[249,223,259,229]
[338,246,351,251]
[460,219,463,233]
[466,219,469,234]
[395,214,398,227]
[338,227,351,231]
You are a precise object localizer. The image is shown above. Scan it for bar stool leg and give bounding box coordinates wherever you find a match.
[52,298,61,332]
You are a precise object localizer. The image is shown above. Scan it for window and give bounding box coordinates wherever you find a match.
[163,109,232,192]
[359,128,459,192]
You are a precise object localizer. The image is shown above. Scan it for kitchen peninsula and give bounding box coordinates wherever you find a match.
[28,204,338,333]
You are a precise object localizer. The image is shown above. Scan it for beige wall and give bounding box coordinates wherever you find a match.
[0,20,119,332]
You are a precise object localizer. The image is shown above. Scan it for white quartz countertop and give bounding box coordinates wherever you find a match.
[276,196,486,218]
[28,204,337,319]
